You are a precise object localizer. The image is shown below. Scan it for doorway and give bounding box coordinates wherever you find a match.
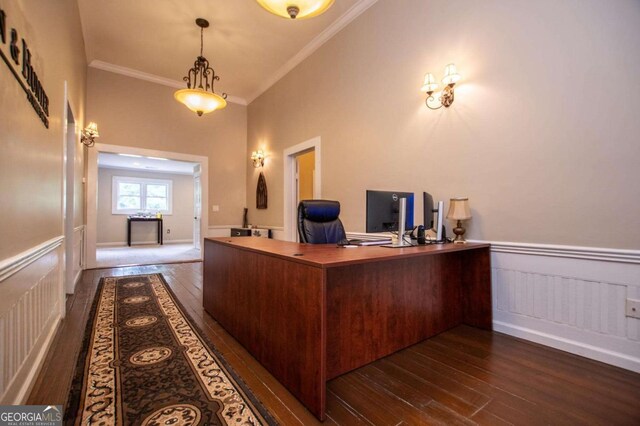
[86,144,208,269]
[62,81,83,298]
[283,137,322,242]
[296,150,315,205]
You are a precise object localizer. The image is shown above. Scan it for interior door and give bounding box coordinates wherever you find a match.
[193,173,202,250]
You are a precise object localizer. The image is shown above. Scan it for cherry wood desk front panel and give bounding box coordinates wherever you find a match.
[326,247,492,379]
[203,238,491,421]
[203,239,326,419]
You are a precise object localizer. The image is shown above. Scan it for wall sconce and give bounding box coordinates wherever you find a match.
[251,150,265,168]
[421,63,461,110]
[81,122,99,147]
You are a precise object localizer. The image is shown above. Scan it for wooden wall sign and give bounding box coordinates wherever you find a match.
[256,172,268,209]
[0,8,50,128]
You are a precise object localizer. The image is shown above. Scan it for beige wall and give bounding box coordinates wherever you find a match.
[297,150,315,201]
[87,68,247,227]
[247,0,640,249]
[0,0,87,259]
[97,168,194,244]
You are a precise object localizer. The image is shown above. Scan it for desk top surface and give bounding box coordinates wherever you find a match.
[206,237,490,268]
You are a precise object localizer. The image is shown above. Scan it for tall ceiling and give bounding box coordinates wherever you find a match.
[77,0,372,104]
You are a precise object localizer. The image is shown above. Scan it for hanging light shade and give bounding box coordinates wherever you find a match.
[174,18,227,116]
[256,0,335,19]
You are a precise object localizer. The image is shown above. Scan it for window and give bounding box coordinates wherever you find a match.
[112,176,173,215]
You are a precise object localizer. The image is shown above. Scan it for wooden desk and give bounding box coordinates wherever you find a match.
[203,238,491,421]
[127,217,163,246]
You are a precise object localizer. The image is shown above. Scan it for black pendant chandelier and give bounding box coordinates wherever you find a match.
[174,18,227,116]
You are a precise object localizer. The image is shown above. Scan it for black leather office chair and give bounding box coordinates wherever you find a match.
[297,200,347,244]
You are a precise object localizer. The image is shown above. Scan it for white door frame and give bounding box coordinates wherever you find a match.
[62,97,76,295]
[193,166,202,251]
[60,81,79,312]
[85,143,208,268]
[283,137,322,242]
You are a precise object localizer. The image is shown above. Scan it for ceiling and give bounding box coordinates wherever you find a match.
[98,152,197,175]
[77,0,375,104]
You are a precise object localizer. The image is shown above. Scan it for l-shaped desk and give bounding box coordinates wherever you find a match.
[203,237,492,421]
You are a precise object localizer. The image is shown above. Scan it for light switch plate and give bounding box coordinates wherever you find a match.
[626,299,640,319]
[212,205,220,212]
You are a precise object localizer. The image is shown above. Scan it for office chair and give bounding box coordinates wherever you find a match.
[297,200,347,244]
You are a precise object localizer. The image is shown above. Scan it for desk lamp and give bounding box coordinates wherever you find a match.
[446,198,471,243]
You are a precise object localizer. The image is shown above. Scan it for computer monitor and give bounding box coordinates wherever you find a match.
[423,191,434,229]
[366,190,414,233]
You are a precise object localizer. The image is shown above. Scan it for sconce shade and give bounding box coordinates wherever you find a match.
[446,197,471,220]
[81,122,100,147]
[256,0,335,19]
[85,122,99,137]
[174,88,227,116]
[442,63,461,86]
[251,150,266,168]
[421,73,439,93]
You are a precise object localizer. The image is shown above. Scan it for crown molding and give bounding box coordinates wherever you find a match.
[89,60,248,106]
[246,0,379,103]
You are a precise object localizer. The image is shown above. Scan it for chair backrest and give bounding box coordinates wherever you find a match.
[297,200,347,244]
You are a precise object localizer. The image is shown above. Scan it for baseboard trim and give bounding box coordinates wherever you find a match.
[0,236,64,282]
[468,240,640,264]
[493,320,640,373]
[97,240,193,247]
[73,268,83,288]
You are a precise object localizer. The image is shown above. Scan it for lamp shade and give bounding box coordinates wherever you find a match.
[256,0,335,19]
[446,197,471,220]
[441,63,461,86]
[421,73,439,93]
[85,122,99,137]
[174,88,227,116]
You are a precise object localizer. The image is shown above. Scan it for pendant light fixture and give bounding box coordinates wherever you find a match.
[256,0,335,19]
[174,18,227,116]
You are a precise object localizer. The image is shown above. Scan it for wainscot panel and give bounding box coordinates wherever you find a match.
[0,237,64,403]
[485,242,640,373]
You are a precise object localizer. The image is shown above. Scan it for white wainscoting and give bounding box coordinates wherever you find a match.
[0,237,65,403]
[207,226,235,238]
[96,239,193,247]
[483,241,640,373]
[207,225,285,240]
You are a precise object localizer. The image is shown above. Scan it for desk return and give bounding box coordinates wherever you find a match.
[203,237,491,420]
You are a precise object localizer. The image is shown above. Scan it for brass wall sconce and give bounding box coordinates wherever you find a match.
[421,63,461,110]
[81,122,99,147]
[251,150,266,168]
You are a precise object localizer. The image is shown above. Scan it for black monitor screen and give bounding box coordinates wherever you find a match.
[366,190,415,233]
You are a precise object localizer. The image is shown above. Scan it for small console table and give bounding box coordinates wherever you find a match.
[127,217,163,246]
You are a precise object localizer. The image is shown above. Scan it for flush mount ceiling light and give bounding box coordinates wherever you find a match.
[174,18,227,116]
[256,0,335,19]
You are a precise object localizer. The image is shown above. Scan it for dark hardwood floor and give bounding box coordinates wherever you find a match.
[29,263,640,425]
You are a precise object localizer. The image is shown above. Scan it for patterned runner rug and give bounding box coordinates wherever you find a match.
[65,273,275,425]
